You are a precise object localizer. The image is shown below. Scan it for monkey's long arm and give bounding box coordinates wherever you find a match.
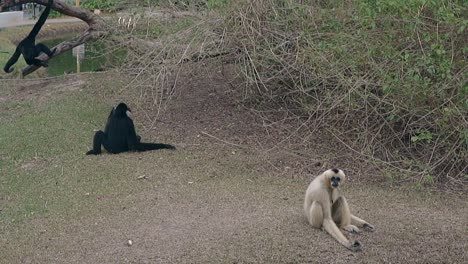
[26,0,53,40]
[322,219,353,247]
[321,200,353,247]
[126,119,139,150]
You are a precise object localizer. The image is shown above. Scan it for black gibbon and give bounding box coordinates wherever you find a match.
[86,103,176,155]
[4,0,56,73]
[304,169,375,252]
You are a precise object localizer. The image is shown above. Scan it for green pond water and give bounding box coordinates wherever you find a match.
[42,37,126,76]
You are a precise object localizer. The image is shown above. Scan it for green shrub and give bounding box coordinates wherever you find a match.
[139,0,227,10]
[81,0,118,11]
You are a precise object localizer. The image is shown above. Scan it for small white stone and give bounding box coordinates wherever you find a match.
[127,240,133,246]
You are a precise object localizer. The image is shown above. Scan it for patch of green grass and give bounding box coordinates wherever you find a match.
[0,29,27,78]
[0,42,16,67]
[0,70,186,227]
[0,94,103,160]
[0,87,114,224]
[81,0,119,11]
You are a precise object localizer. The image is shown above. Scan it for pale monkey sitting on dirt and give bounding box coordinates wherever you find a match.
[304,168,375,252]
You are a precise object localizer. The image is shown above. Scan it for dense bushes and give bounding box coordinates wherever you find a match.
[80,0,118,11]
[222,0,467,187]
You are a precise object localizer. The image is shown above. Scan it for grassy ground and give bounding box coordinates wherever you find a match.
[0,7,466,262]
[0,65,466,263]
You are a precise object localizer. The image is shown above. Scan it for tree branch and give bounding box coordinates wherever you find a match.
[0,0,109,77]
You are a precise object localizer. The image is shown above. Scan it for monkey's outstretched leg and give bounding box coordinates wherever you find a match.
[36,43,56,57]
[332,197,360,233]
[86,130,106,155]
[351,215,375,231]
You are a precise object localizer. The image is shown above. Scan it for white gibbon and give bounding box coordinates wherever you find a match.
[304,168,375,252]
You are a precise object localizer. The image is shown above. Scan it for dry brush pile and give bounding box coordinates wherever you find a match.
[220,0,467,189]
[105,0,466,190]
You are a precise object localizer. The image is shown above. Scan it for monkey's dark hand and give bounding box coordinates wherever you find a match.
[4,67,14,73]
[363,223,375,232]
[349,240,362,252]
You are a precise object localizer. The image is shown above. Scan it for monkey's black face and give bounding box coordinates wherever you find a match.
[330,176,341,188]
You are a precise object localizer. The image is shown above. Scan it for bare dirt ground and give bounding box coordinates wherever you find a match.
[1,60,467,263]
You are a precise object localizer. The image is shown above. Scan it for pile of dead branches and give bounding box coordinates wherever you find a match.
[221,0,467,190]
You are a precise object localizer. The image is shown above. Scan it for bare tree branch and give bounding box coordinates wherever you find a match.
[0,0,109,77]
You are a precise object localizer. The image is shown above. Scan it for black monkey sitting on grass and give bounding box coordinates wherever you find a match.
[4,0,56,73]
[86,103,176,155]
